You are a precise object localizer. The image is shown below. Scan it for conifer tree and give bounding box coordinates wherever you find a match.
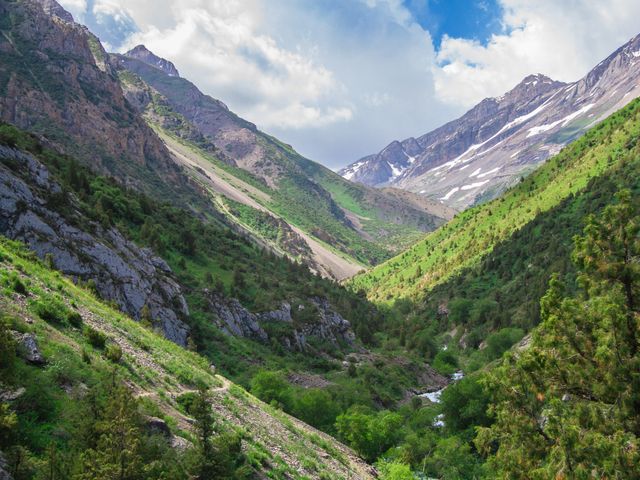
[477,190,640,478]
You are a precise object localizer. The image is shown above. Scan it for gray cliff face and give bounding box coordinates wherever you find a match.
[0,146,190,345]
[341,34,640,209]
[204,292,355,352]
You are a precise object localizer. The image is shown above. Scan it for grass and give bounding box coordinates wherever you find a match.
[0,236,373,478]
[350,97,640,303]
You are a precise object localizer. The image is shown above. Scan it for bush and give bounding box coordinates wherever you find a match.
[67,311,83,329]
[250,370,292,409]
[32,296,70,325]
[84,326,106,349]
[104,343,123,363]
[484,327,525,360]
[9,275,27,295]
[432,350,459,376]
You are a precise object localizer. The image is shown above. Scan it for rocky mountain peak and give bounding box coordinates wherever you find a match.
[125,45,180,77]
[36,0,74,23]
[500,73,565,104]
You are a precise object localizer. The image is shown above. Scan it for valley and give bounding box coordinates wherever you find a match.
[0,1,638,479]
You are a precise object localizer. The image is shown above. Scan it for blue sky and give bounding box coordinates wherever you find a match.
[60,0,640,169]
[404,0,504,48]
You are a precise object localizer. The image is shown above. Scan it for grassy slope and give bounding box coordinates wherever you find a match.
[0,237,375,479]
[117,62,444,267]
[351,98,640,302]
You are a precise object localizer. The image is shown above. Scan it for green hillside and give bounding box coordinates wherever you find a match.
[116,57,446,268]
[0,237,375,479]
[350,97,640,302]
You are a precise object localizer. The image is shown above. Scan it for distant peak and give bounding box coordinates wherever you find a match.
[124,45,180,77]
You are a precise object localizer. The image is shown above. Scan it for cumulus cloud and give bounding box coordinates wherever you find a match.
[434,0,640,106]
[57,0,640,168]
[118,1,354,130]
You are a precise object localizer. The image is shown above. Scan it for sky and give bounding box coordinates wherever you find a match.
[60,0,640,170]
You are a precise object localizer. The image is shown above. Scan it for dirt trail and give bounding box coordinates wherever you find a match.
[161,133,364,280]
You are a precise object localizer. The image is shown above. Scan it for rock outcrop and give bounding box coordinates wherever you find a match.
[0,450,12,480]
[204,291,356,352]
[126,45,180,77]
[0,0,195,206]
[12,332,45,365]
[0,146,190,345]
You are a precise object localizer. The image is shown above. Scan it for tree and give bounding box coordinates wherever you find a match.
[191,386,216,479]
[476,190,640,478]
[335,407,403,461]
[250,371,292,409]
[76,385,144,480]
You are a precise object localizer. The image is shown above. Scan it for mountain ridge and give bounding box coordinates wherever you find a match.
[341,33,640,209]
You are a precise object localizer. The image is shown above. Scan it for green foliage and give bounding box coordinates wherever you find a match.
[376,460,414,480]
[291,388,340,433]
[432,350,459,376]
[104,343,123,363]
[335,407,403,461]
[440,375,490,435]
[352,97,640,302]
[250,371,292,409]
[84,326,107,349]
[477,190,640,478]
[31,294,75,327]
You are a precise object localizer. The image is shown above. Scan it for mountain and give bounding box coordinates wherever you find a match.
[0,235,376,479]
[112,44,452,273]
[350,97,640,303]
[0,0,451,279]
[341,34,640,209]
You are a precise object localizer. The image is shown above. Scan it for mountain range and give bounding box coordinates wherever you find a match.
[340,34,640,209]
[1,1,639,478]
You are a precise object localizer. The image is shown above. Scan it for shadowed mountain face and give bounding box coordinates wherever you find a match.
[341,34,640,209]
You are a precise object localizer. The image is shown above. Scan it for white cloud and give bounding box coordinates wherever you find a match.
[57,0,640,169]
[115,0,353,130]
[434,0,640,106]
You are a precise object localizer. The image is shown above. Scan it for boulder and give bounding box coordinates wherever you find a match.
[144,416,171,439]
[13,333,46,365]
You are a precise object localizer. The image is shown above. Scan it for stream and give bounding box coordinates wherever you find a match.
[419,371,464,427]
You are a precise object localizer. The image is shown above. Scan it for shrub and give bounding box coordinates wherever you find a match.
[9,275,27,295]
[432,350,459,376]
[104,343,123,363]
[32,296,69,325]
[250,370,292,409]
[67,311,83,329]
[84,326,106,349]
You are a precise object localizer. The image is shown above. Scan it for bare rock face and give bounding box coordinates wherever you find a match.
[205,292,269,343]
[341,34,640,209]
[203,291,356,352]
[0,0,186,198]
[0,146,190,346]
[0,450,13,480]
[125,45,180,78]
[38,0,74,22]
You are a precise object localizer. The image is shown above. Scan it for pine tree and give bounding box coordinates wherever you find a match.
[76,385,144,480]
[476,190,640,478]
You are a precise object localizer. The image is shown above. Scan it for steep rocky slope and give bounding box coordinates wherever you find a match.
[0,0,189,199]
[0,237,376,479]
[0,144,190,345]
[341,33,640,209]
[114,47,451,266]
